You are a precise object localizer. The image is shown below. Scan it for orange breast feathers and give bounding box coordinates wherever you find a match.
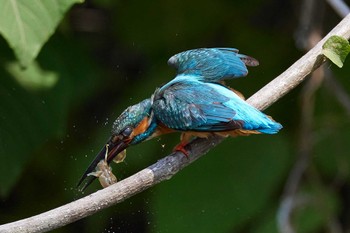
[130,117,150,139]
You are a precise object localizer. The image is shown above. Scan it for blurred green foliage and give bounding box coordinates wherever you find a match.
[0,0,83,66]
[0,0,349,233]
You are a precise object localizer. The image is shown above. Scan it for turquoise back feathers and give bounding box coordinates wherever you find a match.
[152,79,282,135]
[167,48,259,83]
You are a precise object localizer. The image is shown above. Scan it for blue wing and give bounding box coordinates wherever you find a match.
[152,79,282,134]
[167,48,259,83]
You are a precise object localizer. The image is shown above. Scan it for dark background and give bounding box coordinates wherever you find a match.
[1,0,350,232]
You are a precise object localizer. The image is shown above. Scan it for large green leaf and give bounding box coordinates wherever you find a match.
[0,0,83,66]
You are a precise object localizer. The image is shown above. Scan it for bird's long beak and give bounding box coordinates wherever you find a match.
[77,137,129,191]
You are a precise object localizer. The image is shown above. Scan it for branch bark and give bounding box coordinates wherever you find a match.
[1,13,350,233]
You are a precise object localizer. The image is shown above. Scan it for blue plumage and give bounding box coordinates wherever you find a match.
[167,48,259,82]
[78,47,282,190]
[152,77,281,134]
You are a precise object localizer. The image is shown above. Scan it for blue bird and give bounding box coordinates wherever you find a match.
[78,48,282,189]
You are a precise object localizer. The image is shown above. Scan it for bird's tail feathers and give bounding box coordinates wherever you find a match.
[257,121,283,134]
[237,54,259,67]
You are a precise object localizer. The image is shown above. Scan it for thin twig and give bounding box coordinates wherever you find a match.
[326,0,350,18]
[277,63,325,233]
[294,0,324,50]
[277,5,325,230]
[1,13,350,233]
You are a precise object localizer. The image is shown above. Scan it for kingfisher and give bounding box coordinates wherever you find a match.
[78,48,282,190]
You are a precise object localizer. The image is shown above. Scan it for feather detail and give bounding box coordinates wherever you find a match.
[153,79,282,134]
[167,48,259,83]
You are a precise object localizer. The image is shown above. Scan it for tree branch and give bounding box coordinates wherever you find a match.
[1,13,350,233]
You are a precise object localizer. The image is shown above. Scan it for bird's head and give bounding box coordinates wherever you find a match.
[78,98,154,189]
[111,98,154,146]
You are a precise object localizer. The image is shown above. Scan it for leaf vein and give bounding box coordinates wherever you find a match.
[9,0,27,52]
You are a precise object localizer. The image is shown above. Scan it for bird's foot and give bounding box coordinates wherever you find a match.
[173,142,190,158]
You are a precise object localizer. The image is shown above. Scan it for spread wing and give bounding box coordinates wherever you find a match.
[167,48,259,83]
[152,81,244,132]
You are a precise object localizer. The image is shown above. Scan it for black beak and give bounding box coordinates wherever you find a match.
[77,137,129,191]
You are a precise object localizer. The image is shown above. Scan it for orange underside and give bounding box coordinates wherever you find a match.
[151,122,261,150]
[134,116,261,152]
[130,117,150,139]
[173,129,261,156]
[178,129,260,144]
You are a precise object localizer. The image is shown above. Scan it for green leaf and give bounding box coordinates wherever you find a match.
[0,0,83,67]
[5,61,59,91]
[322,35,350,68]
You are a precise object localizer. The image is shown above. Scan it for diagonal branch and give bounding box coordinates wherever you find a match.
[1,13,350,233]
[326,0,350,18]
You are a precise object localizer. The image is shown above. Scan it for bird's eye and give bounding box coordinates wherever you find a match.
[122,127,133,137]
